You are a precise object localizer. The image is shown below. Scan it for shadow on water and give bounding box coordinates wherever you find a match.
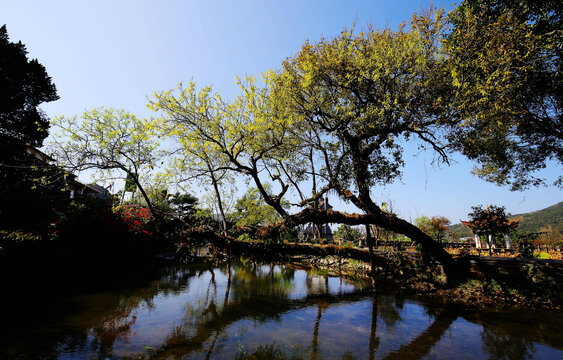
[0,258,562,359]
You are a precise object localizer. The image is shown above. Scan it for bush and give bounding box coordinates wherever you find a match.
[114,204,153,235]
[534,252,550,259]
[238,233,254,242]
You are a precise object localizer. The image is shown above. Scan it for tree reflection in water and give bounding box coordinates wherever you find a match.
[0,260,561,359]
[481,328,536,360]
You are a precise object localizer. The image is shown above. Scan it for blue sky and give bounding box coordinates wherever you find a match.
[2,0,561,223]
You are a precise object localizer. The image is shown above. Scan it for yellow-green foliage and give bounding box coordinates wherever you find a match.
[50,108,161,187]
[534,252,550,260]
[444,2,559,189]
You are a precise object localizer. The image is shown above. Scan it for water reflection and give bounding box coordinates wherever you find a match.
[0,260,561,359]
[481,328,536,360]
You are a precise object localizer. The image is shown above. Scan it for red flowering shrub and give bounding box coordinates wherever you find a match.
[114,205,153,236]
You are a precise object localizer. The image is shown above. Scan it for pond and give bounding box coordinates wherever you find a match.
[0,259,561,359]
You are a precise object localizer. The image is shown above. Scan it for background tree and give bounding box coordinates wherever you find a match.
[462,205,520,254]
[445,0,562,190]
[0,25,58,147]
[333,224,362,243]
[49,108,163,220]
[415,215,450,243]
[0,25,63,236]
[123,172,180,221]
[233,186,285,228]
[537,224,563,246]
[168,192,199,222]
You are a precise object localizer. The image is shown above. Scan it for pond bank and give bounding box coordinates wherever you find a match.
[282,252,563,311]
[184,238,562,311]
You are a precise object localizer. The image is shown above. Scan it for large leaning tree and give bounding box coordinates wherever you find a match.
[151,5,560,282]
[268,10,459,273]
[151,11,461,278]
[49,107,164,220]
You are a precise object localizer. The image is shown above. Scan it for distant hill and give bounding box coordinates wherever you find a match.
[448,201,563,238]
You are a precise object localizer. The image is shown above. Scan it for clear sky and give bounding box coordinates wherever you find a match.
[2,0,561,223]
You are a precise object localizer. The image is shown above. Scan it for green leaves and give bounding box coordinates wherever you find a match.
[445,0,562,189]
[233,185,284,227]
[50,107,160,176]
[49,107,163,217]
[272,9,454,205]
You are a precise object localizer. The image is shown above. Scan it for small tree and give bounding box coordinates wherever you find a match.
[50,108,163,221]
[415,215,450,243]
[334,224,362,244]
[462,205,520,255]
[233,186,284,228]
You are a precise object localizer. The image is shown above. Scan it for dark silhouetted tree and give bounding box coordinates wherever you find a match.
[0,24,58,147]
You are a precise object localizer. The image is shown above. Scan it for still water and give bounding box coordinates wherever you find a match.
[1,259,561,359]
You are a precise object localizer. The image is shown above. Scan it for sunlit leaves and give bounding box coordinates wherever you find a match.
[445,1,561,189]
[273,9,452,203]
[150,73,306,218]
[49,107,161,191]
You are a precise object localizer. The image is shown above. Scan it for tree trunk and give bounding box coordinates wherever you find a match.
[126,169,162,223]
[256,207,461,284]
[505,233,512,249]
[365,223,376,275]
[207,163,227,236]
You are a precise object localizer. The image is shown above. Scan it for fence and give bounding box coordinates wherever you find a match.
[362,240,561,252]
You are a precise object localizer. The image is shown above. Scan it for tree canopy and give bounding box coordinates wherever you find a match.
[151,10,459,276]
[415,215,451,243]
[462,205,520,236]
[50,3,562,283]
[49,108,163,219]
[445,0,562,189]
[0,25,58,147]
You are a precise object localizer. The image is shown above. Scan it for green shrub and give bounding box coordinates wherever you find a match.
[534,252,549,259]
[237,233,254,242]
